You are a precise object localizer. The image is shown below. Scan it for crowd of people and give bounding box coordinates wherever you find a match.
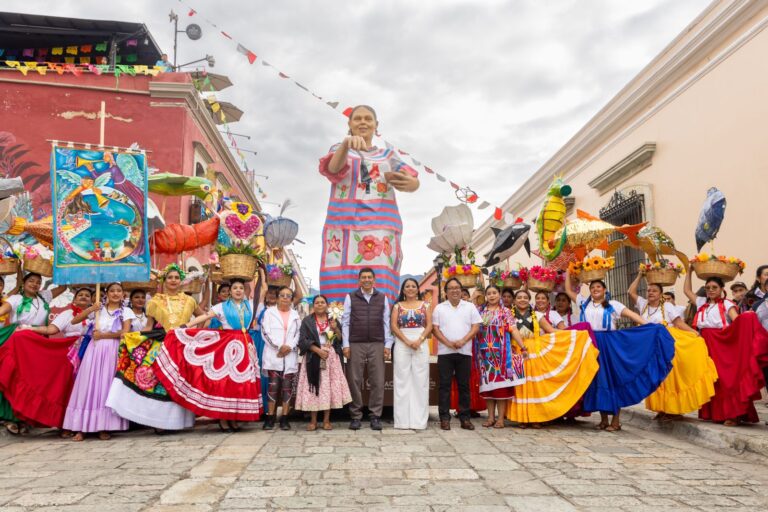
[0,261,764,440]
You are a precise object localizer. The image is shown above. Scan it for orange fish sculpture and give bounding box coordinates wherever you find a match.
[553,210,646,260]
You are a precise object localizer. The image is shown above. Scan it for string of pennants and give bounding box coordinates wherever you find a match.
[0,41,140,64]
[175,0,519,223]
[192,74,268,199]
[2,60,167,77]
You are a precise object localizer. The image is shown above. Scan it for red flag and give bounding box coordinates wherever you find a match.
[246,51,257,64]
[449,181,460,190]
[424,166,435,174]
[278,72,289,78]
[514,217,524,224]
[188,9,196,16]
[494,208,503,221]
[342,107,353,117]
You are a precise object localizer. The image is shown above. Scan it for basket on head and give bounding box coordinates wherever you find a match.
[181,278,204,295]
[211,269,224,284]
[456,274,479,289]
[220,254,258,281]
[123,278,158,292]
[0,237,20,276]
[23,256,52,277]
[645,268,678,287]
[502,276,523,290]
[267,275,292,288]
[692,260,740,283]
[527,277,554,293]
[579,268,608,284]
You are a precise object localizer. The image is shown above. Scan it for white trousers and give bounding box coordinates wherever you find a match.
[393,328,430,429]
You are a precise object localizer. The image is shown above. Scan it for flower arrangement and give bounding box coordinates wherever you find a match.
[328,301,345,321]
[267,263,294,279]
[443,263,482,279]
[215,242,265,259]
[690,253,746,272]
[638,260,686,274]
[568,256,615,276]
[527,265,558,283]
[488,267,527,288]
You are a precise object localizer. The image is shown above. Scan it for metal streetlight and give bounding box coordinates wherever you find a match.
[169,10,203,68]
[176,55,215,70]
[433,255,444,303]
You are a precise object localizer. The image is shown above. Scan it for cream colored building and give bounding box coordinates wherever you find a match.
[466,0,767,307]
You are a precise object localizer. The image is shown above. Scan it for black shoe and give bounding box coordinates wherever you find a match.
[279,416,291,431]
[349,419,362,430]
[262,415,275,430]
[370,416,382,431]
[218,421,233,433]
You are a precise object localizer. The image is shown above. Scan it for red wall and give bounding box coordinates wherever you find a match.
[0,70,244,267]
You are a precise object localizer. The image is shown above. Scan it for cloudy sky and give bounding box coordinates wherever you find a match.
[6,0,711,288]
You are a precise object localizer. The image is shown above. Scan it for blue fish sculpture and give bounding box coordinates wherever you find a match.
[695,187,726,251]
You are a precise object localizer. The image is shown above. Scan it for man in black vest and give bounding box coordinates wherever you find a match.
[341,267,393,430]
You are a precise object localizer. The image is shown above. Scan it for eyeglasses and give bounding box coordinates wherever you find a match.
[704,286,720,291]
[278,294,293,299]
[445,287,461,292]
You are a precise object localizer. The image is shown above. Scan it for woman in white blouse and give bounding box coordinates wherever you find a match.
[630,273,718,419]
[260,286,301,431]
[26,287,95,339]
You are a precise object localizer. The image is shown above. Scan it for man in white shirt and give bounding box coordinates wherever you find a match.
[432,277,481,431]
[341,267,393,431]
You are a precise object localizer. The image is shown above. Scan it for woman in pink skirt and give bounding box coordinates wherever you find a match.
[63,283,132,441]
[295,295,351,431]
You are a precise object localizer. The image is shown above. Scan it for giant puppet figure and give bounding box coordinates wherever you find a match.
[318,106,419,301]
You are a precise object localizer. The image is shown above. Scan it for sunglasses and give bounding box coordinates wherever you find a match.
[704,286,720,291]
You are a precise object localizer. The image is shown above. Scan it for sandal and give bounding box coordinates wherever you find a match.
[605,424,622,432]
[493,419,505,429]
[306,423,317,432]
[530,423,542,430]
[594,422,608,430]
[482,419,495,428]
[723,420,738,427]
[5,422,20,435]
[72,432,85,442]
[322,422,333,431]
[98,432,111,441]
[218,421,233,433]
[59,430,74,439]
[517,423,529,429]
[18,423,29,435]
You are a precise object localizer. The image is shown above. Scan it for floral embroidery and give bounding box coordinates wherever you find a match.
[337,184,348,199]
[132,345,148,365]
[327,235,341,253]
[353,234,383,263]
[134,365,158,390]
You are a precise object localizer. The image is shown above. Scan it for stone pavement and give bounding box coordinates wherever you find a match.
[1,414,768,512]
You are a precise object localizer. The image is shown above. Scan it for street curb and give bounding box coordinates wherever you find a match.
[622,405,768,458]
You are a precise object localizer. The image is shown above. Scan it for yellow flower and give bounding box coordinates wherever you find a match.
[590,257,602,268]
[653,261,661,269]
[583,261,593,271]
[456,267,464,275]
[698,252,709,261]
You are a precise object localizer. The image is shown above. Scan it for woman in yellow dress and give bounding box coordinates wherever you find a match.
[506,289,599,428]
[628,273,717,419]
[105,264,202,431]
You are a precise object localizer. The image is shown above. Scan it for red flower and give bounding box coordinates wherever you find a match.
[327,235,341,253]
[376,182,388,193]
[382,237,392,256]
[358,235,383,261]
[369,163,381,180]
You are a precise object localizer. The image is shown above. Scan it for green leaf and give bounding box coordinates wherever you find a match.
[353,254,363,264]
[353,234,361,242]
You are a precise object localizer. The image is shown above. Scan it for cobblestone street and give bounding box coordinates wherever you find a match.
[1,414,767,512]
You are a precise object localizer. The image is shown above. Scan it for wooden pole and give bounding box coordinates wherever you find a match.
[94,101,106,305]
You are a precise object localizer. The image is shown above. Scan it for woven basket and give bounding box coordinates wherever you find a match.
[211,269,225,284]
[645,268,679,287]
[456,274,479,289]
[181,279,204,294]
[221,254,258,281]
[579,268,608,283]
[692,260,740,283]
[23,256,52,277]
[502,276,523,290]
[527,277,555,293]
[123,278,158,292]
[267,274,292,288]
[0,237,19,276]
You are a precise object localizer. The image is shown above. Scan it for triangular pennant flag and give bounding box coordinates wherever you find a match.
[188,8,196,15]
[494,208,503,221]
[95,42,108,52]
[477,201,490,210]
[63,63,82,77]
[134,65,148,75]
[398,149,409,156]
[35,66,47,76]
[80,44,92,53]
[342,107,353,117]
[435,174,446,182]
[236,44,257,64]
[424,166,434,174]
[79,57,91,64]
[262,60,271,67]
[65,56,76,64]
[4,60,20,69]
[221,31,232,39]
[449,181,460,190]
[278,72,289,78]
[15,63,29,76]
[294,81,309,91]
[411,158,421,166]
[87,64,102,75]
[326,101,339,109]
[51,47,64,56]
[66,45,78,55]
